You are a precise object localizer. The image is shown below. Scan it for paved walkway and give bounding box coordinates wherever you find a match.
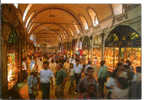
[18,79,78,100]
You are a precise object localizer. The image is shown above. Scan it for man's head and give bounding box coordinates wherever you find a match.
[117,62,123,67]
[23,57,26,61]
[136,66,141,73]
[87,67,94,78]
[67,60,69,63]
[57,63,63,70]
[70,63,73,69]
[126,60,131,66]
[88,61,92,65]
[43,61,49,70]
[119,64,126,71]
[100,60,105,66]
[76,60,80,65]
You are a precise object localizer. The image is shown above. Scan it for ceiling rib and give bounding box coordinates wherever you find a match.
[29,22,71,37]
[26,7,84,33]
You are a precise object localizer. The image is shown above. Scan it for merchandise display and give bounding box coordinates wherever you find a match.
[7,52,18,90]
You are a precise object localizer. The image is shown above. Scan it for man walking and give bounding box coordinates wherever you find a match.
[40,61,54,99]
[73,60,83,92]
[55,63,67,99]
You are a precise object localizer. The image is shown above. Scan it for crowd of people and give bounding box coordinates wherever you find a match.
[21,54,141,99]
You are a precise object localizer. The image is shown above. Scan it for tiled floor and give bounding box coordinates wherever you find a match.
[18,79,78,100]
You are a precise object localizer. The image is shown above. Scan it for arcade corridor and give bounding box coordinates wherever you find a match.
[0,4,141,99]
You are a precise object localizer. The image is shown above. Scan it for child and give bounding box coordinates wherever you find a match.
[68,63,75,95]
[27,71,38,100]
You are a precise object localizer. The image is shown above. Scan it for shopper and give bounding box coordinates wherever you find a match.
[105,72,117,99]
[129,66,141,99]
[98,60,108,98]
[73,60,83,92]
[40,61,54,99]
[113,62,124,76]
[125,60,134,71]
[27,71,38,100]
[84,61,92,75]
[30,56,36,72]
[22,57,27,81]
[78,67,98,98]
[68,63,75,95]
[123,64,135,85]
[64,60,70,73]
[55,63,67,99]
[110,76,129,99]
[49,59,57,74]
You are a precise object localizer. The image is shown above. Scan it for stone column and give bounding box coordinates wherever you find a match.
[0,40,8,98]
[0,32,2,99]
[101,33,105,61]
[0,6,2,97]
[91,35,94,60]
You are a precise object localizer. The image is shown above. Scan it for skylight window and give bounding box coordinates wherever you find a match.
[88,8,99,27]
[80,16,88,30]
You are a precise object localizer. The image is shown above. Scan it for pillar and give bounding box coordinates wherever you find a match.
[101,33,105,61]
[91,35,94,59]
[0,35,2,98]
[113,47,115,69]
[0,40,8,98]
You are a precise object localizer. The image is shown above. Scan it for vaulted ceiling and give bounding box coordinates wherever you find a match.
[16,4,124,47]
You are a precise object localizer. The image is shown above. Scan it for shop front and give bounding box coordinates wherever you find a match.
[105,25,141,71]
[82,36,92,64]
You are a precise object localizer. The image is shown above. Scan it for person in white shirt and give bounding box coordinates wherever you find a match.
[40,61,54,99]
[73,60,83,92]
[69,57,72,64]
[71,57,76,64]
[30,57,36,72]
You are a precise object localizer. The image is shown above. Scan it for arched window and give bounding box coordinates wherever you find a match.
[23,4,32,21]
[112,4,123,15]
[13,4,18,8]
[80,16,88,30]
[88,8,99,27]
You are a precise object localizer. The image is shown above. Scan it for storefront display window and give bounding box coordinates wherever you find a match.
[7,52,18,90]
[105,25,141,72]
